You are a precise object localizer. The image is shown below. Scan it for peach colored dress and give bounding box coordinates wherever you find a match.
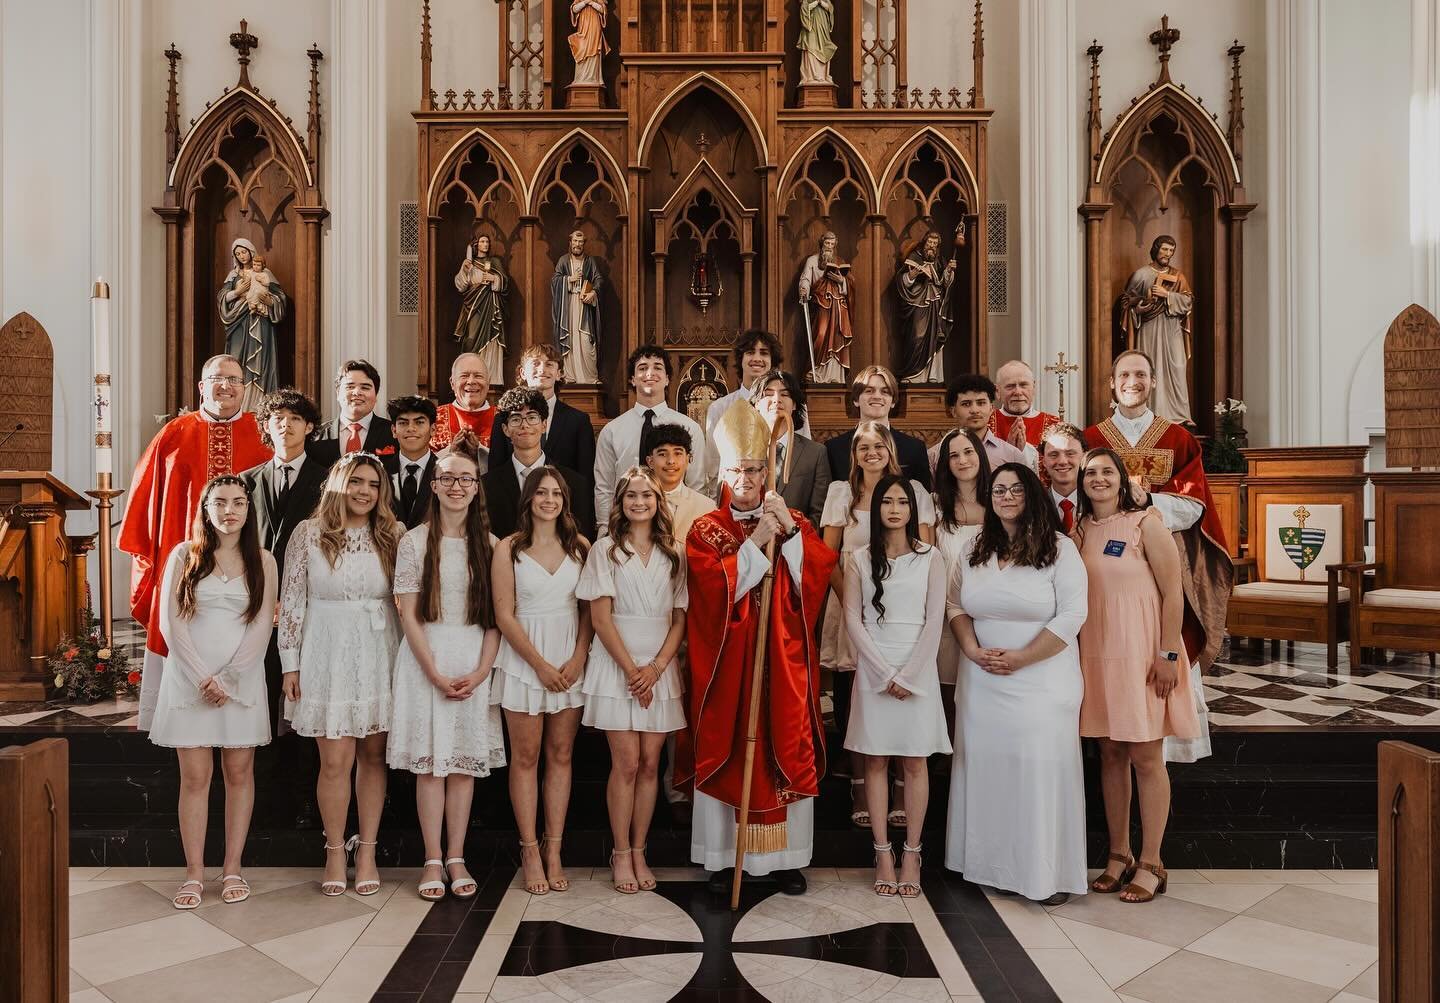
[1076,509,1200,742]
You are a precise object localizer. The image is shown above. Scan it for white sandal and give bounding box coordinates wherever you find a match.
[445,857,476,898]
[172,878,204,910]
[320,834,351,897]
[873,842,898,897]
[353,837,381,896]
[418,859,447,901]
[219,874,250,904]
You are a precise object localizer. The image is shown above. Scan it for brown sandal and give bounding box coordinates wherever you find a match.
[1119,861,1168,903]
[1089,851,1136,893]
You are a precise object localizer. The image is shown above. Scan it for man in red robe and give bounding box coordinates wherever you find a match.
[1085,349,1233,763]
[680,400,836,896]
[429,352,496,463]
[990,360,1060,462]
[119,354,269,730]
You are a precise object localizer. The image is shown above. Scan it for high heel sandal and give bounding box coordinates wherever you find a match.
[610,848,638,895]
[541,834,569,891]
[418,859,447,901]
[353,838,381,896]
[850,778,870,828]
[518,839,549,896]
[633,845,657,891]
[872,842,898,897]
[1090,851,1137,894]
[898,843,923,898]
[446,858,477,898]
[320,834,352,897]
[887,778,907,827]
[1120,861,1168,904]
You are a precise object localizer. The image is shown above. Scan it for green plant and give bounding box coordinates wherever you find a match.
[1204,398,1248,474]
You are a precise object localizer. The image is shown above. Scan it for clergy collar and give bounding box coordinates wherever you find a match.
[452,399,492,414]
[1003,405,1041,419]
[730,503,763,521]
[199,406,245,424]
[1111,408,1155,440]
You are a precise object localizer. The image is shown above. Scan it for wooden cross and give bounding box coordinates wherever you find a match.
[230,20,259,88]
[1149,15,1180,83]
[1045,352,1081,423]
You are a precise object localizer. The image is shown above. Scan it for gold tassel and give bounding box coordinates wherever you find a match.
[742,820,788,855]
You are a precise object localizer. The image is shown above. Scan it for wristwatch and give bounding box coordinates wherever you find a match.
[1159,650,1180,663]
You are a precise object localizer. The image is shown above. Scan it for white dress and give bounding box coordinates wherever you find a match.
[492,550,585,714]
[933,518,981,686]
[280,522,400,739]
[387,529,507,777]
[577,542,687,733]
[944,534,1089,900]
[819,480,936,671]
[842,546,953,758]
[148,543,277,749]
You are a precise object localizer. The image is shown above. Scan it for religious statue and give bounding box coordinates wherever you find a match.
[568,0,609,87]
[797,0,838,86]
[453,233,509,383]
[1120,234,1194,425]
[549,229,604,384]
[797,230,853,383]
[217,237,287,411]
[894,225,961,383]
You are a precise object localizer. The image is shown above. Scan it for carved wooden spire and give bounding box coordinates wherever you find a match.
[1086,41,1104,171]
[420,0,434,111]
[306,43,324,178]
[163,43,182,173]
[229,19,259,89]
[1227,40,1246,173]
[1149,14,1179,84]
[970,0,985,108]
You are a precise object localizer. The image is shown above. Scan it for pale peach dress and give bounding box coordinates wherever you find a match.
[1076,509,1200,742]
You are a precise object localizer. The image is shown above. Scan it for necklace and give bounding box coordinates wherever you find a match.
[214,552,244,583]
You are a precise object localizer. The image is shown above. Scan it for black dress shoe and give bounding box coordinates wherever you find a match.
[774,868,807,896]
[707,868,734,895]
[1037,892,1070,906]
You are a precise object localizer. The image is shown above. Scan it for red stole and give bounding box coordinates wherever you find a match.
[990,409,1060,448]
[431,402,495,450]
[118,411,269,656]
[678,506,836,842]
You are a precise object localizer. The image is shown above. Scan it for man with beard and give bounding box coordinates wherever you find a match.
[894,229,958,382]
[991,360,1059,463]
[1120,235,1194,425]
[550,229,604,384]
[797,231,853,384]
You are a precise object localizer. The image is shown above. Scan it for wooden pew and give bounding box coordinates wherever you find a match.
[0,738,68,1003]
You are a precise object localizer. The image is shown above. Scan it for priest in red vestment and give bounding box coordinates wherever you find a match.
[1084,349,1233,763]
[119,354,269,730]
[990,360,1060,459]
[429,351,496,461]
[679,400,836,896]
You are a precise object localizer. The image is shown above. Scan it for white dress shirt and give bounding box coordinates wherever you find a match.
[393,450,433,496]
[595,401,706,525]
[512,450,548,490]
[1108,409,1204,532]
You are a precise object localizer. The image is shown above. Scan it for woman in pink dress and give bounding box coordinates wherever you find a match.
[1075,447,1198,903]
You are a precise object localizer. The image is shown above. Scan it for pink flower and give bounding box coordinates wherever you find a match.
[63,647,79,662]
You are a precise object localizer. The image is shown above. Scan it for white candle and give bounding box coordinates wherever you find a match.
[92,279,112,476]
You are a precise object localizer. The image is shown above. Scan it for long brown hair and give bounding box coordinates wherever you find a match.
[175,476,266,623]
[846,419,902,525]
[510,466,589,566]
[1074,447,1145,544]
[968,462,1062,570]
[606,466,681,579]
[311,453,401,582]
[933,428,991,532]
[418,431,494,628]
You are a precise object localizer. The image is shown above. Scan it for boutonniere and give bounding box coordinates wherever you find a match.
[374,445,397,456]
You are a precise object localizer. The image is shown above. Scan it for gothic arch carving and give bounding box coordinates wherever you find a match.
[427,128,529,214]
[777,129,877,216]
[880,129,978,216]
[528,131,630,217]
[1094,82,1240,197]
[636,73,769,166]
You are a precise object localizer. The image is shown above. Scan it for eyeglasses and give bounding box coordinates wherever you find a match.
[725,465,767,478]
[990,485,1027,498]
[203,375,244,387]
[436,475,479,488]
[506,413,544,427]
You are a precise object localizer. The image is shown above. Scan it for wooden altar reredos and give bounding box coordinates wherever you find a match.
[414,0,991,434]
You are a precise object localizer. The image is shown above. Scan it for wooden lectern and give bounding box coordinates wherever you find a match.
[0,738,69,1003]
[0,472,92,699]
[1378,741,1440,1003]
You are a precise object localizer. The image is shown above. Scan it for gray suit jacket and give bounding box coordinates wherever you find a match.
[776,434,831,529]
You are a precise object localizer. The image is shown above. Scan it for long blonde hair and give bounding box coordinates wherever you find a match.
[846,419,901,525]
[311,453,401,582]
[606,466,682,578]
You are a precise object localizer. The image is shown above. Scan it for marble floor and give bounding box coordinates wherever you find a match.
[65,865,1379,1002]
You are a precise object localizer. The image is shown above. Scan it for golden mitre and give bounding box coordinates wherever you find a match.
[714,399,773,466]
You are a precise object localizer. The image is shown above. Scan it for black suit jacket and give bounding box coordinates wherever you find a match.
[391,453,439,530]
[308,415,399,474]
[825,425,933,491]
[240,456,327,580]
[487,398,597,488]
[776,434,832,528]
[483,461,595,541]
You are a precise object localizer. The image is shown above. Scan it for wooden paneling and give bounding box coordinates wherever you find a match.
[1208,473,1243,558]
[0,738,68,1003]
[1378,741,1440,1003]
[1383,305,1440,469]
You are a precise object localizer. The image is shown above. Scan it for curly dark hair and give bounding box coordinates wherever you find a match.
[386,395,437,423]
[733,330,784,372]
[255,388,320,448]
[495,386,550,424]
[969,462,1062,570]
[626,343,672,381]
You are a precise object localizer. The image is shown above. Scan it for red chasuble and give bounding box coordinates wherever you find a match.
[1085,415,1234,670]
[678,507,836,847]
[430,402,495,451]
[990,409,1060,448]
[118,411,269,657]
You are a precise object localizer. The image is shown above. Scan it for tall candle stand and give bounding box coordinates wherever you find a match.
[84,472,124,650]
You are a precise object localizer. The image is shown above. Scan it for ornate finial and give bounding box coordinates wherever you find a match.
[230,19,259,88]
[163,44,182,172]
[971,0,985,107]
[1086,41,1104,170]
[420,0,434,111]
[306,44,324,177]
[697,131,711,156]
[1149,15,1180,83]
[1228,40,1246,172]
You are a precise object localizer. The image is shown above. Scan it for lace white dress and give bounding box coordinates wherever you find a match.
[577,542,687,733]
[492,550,585,715]
[148,543,278,749]
[280,521,400,738]
[387,528,506,777]
[818,480,936,671]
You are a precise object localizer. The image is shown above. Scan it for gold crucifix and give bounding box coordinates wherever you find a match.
[1292,505,1310,528]
[1045,352,1081,423]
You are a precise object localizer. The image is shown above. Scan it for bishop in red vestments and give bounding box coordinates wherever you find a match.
[679,401,836,895]
[1085,350,1233,763]
[119,355,269,729]
[991,360,1059,452]
[429,351,496,458]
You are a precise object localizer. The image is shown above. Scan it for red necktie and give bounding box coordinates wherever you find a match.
[1059,498,1075,532]
[344,422,362,454]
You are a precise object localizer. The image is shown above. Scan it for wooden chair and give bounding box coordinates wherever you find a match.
[1225,447,1368,667]
[1337,472,1440,668]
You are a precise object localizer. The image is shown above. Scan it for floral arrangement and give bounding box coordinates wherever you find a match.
[1204,398,1248,474]
[49,607,138,703]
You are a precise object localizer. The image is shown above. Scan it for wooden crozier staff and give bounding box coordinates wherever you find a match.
[731,411,796,910]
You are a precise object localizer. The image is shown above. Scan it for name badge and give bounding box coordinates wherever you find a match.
[1103,539,1127,557]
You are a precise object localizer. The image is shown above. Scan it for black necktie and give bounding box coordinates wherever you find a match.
[638,408,655,467]
[402,463,420,519]
[275,464,292,511]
